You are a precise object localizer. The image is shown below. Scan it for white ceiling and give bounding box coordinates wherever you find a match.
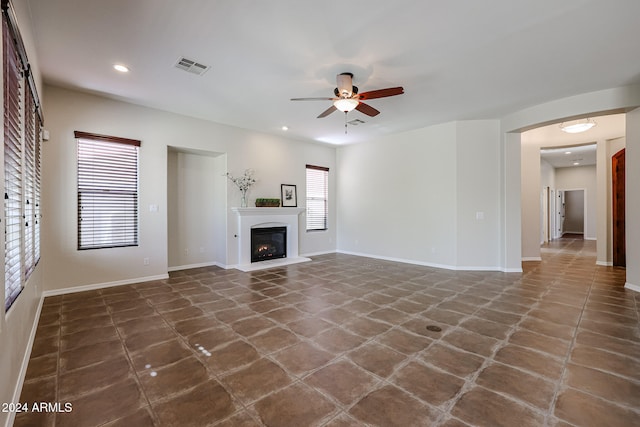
[531,113,625,168]
[540,143,598,168]
[25,0,640,145]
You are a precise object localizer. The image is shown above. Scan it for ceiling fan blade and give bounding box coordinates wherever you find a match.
[355,102,380,117]
[317,105,337,118]
[357,87,404,100]
[291,97,335,101]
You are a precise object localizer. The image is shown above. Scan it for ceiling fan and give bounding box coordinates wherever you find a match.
[291,72,404,119]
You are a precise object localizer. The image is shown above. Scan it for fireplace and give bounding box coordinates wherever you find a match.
[231,207,309,271]
[251,226,287,263]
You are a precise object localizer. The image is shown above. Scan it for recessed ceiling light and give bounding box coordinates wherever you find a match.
[573,162,580,166]
[281,126,289,131]
[565,151,572,155]
[113,64,129,73]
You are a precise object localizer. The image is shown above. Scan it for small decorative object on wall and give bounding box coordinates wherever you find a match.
[225,169,256,208]
[281,184,297,207]
[255,198,280,207]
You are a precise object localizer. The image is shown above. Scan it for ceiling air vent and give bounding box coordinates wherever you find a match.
[174,57,210,76]
[347,118,365,126]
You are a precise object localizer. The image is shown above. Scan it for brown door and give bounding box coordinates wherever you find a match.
[612,148,625,267]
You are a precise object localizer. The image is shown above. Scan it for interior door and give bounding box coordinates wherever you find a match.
[542,187,550,243]
[556,190,565,238]
[612,148,626,267]
[550,189,555,241]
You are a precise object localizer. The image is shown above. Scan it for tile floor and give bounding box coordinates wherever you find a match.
[16,236,640,426]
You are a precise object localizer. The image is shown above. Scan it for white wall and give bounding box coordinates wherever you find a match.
[41,85,337,292]
[556,165,597,238]
[520,137,542,259]
[540,159,555,188]
[336,120,501,270]
[455,121,501,268]
[337,122,458,267]
[626,107,640,291]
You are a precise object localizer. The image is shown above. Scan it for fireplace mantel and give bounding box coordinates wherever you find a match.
[232,207,305,216]
[231,207,310,271]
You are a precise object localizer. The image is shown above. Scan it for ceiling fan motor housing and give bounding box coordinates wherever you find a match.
[336,72,355,97]
[334,85,359,97]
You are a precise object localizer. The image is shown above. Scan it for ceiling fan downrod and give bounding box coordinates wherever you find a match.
[344,111,348,134]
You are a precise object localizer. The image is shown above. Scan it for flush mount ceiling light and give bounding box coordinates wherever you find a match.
[113,64,129,73]
[333,98,359,113]
[560,118,596,133]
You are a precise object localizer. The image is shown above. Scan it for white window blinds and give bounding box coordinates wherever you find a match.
[76,131,140,250]
[3,1,43,311]
[306,165,329,231]
[23,82,36,277]
[4,14,23,310]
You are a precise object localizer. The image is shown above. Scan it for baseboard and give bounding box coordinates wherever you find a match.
[522,257,542,262]
[168,261,222,272]
[624,282,640,293]
[336,249,508,272]
[6,295,45,427]
[596,261,613,266]
[235,257,311,272]
[584,237,597,241]
[42,273,169,297]
[337,249,456,270]
[300,250,336,257]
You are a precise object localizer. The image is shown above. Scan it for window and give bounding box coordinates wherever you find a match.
[306,164,329,231]
[3,1,43,311]
[76,131,140,250]
[4,14,23,310]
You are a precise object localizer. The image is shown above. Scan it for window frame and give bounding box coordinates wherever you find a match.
[305,164,329,232]
[75,131,141,251]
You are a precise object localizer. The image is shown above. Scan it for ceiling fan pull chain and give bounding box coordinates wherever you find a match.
[344,111,348,134]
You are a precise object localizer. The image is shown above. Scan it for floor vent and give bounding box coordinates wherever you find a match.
[174,57,210,76]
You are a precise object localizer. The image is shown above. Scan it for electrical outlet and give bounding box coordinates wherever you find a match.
[143,257,150,265]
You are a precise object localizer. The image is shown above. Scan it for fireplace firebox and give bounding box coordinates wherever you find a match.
[250,226,287,263]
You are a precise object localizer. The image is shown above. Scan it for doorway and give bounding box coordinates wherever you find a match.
[561,189,585,237]
[167,148,227,270]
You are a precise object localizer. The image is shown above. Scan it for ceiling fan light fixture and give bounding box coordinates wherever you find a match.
[334,98,358,112]
[560,118,596,133]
